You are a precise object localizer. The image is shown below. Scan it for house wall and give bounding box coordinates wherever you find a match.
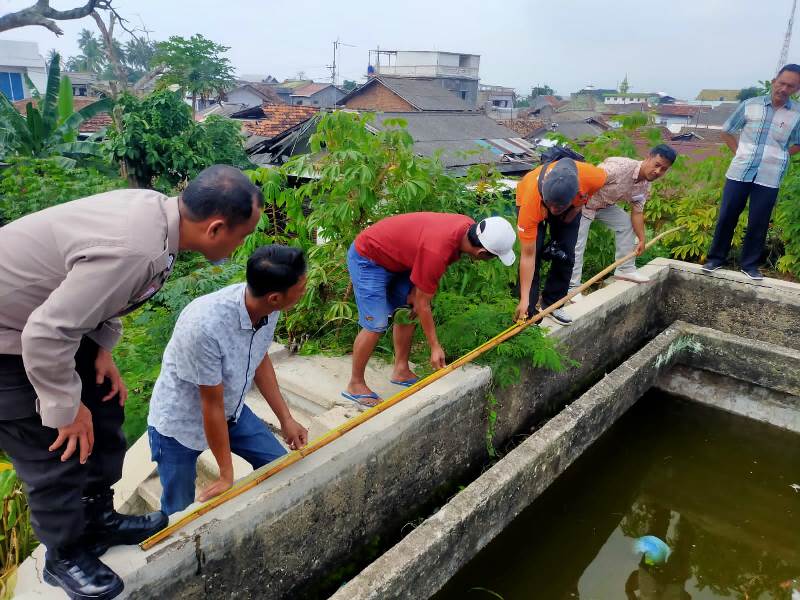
[343,83,416,111]
[292,87,346,108]
[656,114,694,127]
[605,96,649,104]
[437,77,478,107]
[226,88,266,108]
[0,40,45,100]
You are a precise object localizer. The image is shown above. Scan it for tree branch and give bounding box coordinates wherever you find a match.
[0,0,110,36]
[91,9,128,97]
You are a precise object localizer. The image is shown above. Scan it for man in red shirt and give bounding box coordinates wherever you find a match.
[515,158,607,325]
[344,212,516,405]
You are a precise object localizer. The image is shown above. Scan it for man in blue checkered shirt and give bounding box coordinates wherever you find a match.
[703,64,800,280]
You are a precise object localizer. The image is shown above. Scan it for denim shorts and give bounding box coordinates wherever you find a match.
[347,243,413,333]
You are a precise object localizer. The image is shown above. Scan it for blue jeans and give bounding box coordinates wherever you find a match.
[347,243,412,333]
[148,405,287,515]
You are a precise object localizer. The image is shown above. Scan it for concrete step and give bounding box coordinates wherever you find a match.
[306,405,362,441]
[274,353,409,411]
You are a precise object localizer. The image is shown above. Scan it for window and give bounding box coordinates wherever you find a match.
[460,91,467,100]
[0,72,24,101]
[296,99,303,105]
[313,100,319,105]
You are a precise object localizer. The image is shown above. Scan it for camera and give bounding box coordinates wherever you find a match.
[541,240,569,263]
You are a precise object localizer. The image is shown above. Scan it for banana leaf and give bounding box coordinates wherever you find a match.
[58,75,76,142]
[54,97,113,140]
[40,55,61,135]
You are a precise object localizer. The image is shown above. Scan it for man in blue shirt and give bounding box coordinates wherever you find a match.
[148,246,309,515]
[703,64,800,280]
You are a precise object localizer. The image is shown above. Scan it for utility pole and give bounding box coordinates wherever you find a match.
[778,0,798,74]
[327,38,355,86]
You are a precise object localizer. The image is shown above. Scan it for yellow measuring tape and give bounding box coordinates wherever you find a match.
[140,226,682,550]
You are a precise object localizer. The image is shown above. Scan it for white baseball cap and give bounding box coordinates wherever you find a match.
[476,216,516,266]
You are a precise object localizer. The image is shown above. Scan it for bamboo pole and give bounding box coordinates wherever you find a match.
[140,225,683,550]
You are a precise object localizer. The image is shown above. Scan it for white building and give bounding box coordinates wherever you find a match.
[0,40,46,101]
[604,93,654,105]
[368,50,480,106]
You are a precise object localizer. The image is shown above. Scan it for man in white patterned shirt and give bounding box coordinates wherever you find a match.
[148,245,309,515]
[703,64,800,281]
[569,145,676,297]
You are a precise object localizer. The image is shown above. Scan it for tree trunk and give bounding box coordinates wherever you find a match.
[91,10,128,97]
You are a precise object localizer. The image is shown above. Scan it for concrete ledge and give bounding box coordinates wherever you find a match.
[15,260,800,599]
[331,325,689,600]
[657,366,800,433]
[654,323,800,432]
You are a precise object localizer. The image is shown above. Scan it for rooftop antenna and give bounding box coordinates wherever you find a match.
[778,0,798,74]
[327,37,356,86]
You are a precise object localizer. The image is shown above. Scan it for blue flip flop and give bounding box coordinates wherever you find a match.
[390,377,419,387]
[341,391,381,407]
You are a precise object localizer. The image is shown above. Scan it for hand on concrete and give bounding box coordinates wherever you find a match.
[50,402,94,463]
[95,347,128,406]
[281,417,308,450]
[514,301,529,323]
[198,474,234,503]
[430,344,446,370]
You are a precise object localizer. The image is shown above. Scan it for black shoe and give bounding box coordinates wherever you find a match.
[740,267,764,281]
[44,548,123,600]
[82,490,168,551]
[701,260,724,273]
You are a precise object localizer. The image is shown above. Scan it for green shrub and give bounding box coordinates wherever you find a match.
[0,458,37,598]
[0,158,125,224]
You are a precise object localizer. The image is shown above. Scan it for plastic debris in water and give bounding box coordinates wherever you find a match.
[634,535,671,565]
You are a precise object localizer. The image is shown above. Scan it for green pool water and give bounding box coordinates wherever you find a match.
[433,391,800,600]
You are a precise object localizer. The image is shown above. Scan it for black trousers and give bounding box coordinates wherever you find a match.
[0,338,126,550]
[528,212,582,314]
[706,178,780,270]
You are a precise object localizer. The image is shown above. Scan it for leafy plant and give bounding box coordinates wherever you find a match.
[105,89,249,188]
[0,53,112,166]
[0,459,38,599]
[0,157,125,224]
[153,34,235,114]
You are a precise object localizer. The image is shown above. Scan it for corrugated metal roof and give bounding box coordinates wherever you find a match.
[371,112,536,169]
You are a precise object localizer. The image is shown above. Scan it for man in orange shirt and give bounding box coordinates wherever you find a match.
[515,158,607,325]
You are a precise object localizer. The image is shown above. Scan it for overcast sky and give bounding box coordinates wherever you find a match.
[0,0,795,99]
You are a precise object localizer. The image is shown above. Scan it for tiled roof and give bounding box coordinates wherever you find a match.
[599,102,650,115]
[672,127,725,144]
[541,95,565,108]
[13,96,112,133]
[238,104,319,139]
[632,127,723,163]
[656,104,710,117]
[497,118,547,138]
[291,83,332,97]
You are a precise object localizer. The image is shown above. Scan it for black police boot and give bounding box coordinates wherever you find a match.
[43,546,124,600]
[82,490,168,555]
